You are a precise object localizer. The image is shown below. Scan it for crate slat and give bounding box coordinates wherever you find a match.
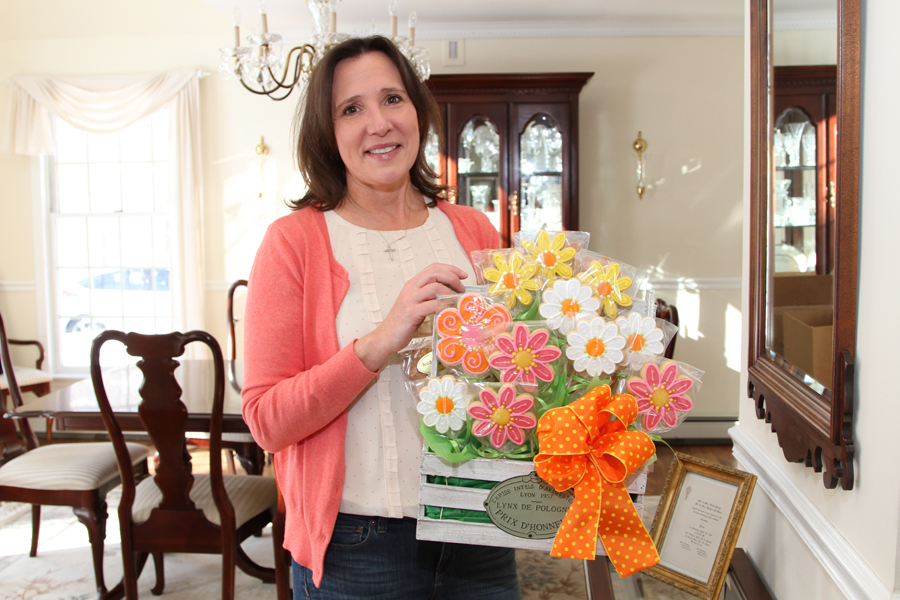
[418,451,647,552]
[421,453,648,494]
[419,483,490,511]
[416,517,607,554]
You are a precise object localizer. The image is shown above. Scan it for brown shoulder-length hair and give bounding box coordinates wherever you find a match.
[288,36,446,211]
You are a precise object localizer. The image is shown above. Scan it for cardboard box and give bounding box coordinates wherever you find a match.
[771,273,833,358]
[772,272,833,307]
[782,306,833,385]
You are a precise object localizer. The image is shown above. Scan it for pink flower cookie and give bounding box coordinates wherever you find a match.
[436,293,512,375]
[616,312,666,369]
[467,383,537,450]
[626,360,694,432]
[488,322,561,385]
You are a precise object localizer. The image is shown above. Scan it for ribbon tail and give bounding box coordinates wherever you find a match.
[597,483,660,577]
[549,476,603,560]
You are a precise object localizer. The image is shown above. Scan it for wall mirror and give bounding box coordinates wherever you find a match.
[747,0,859,490]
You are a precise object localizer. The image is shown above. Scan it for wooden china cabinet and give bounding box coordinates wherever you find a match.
[426,73,593,247]
[772,65,837,275]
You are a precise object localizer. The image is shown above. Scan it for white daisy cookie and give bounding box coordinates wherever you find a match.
[538,278,600,336]
[565,316,626,377]
[615,312,666,369]
[417,375,470,435]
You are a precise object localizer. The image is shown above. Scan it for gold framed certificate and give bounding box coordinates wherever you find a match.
[644,453,757,599]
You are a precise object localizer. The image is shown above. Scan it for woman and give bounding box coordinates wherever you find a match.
[241,36,521,599]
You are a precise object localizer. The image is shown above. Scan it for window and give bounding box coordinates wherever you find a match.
[48,110,173,371]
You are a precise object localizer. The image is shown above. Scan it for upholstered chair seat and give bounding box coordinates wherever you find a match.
[131,474,277,527]
[0,367,51,392]
[0,442,151,490]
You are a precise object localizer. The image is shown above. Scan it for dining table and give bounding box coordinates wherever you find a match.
[5,359,265,473]
[9,359,244,430]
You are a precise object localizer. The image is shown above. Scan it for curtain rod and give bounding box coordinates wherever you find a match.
[1,70,210,85]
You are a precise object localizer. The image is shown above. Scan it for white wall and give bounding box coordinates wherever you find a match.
[735,2,900,597]
[773,28,837,66]
[0,2,744,423]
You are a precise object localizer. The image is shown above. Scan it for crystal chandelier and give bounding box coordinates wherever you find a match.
[218,0,431,101]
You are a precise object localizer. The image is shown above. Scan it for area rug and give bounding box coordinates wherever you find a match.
[0,488,281,600]
[1,493,679,600]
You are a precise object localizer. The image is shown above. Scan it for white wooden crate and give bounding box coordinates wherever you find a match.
[417,452,648,554]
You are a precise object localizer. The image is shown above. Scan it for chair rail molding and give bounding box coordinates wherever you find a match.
[644,277,741,291]
[729,426,896,600]
[205,280,235,293]
[0,281,36,293]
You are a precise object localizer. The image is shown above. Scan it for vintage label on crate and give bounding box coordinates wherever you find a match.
[483,472,574,539]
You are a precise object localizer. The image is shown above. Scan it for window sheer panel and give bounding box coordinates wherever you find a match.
[2,70,204,372]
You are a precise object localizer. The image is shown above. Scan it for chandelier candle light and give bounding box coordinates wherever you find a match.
[219,0,431,101]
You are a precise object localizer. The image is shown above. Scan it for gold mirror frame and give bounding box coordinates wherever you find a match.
[747,0,859,490]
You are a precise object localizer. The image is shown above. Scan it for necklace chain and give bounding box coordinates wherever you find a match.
[346,201,413,261]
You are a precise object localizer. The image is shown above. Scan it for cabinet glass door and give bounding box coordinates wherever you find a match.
[457,116,502,232]
[518,115,563,231]
[774,107,817,273]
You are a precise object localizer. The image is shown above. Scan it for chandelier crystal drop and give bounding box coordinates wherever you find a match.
[218,0,431,101]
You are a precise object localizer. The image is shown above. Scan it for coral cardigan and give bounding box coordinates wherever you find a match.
[241,199,499,587]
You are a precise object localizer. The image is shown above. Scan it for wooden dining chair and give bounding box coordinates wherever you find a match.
[656,298,680,359]
[222,279,264,474]
[91,329,279,599]
[0,311,153,597]
[226,279,248,361]
[272,463,292,600]
[189,281,263,473]
[0,336,54,441]
[186,279,264,476]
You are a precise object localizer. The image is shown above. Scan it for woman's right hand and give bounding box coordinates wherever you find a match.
[353,263,468,372]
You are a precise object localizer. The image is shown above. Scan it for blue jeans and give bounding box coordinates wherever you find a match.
[292,513,521,600]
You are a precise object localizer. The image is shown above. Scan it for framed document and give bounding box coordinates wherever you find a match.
[644,453,757,599]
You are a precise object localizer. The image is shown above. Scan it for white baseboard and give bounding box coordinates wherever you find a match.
[660,418,736,441]
[729,426,896,600]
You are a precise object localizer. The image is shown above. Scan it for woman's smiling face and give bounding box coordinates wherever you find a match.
[331,51,420,194]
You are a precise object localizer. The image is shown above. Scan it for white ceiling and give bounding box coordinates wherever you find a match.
[200,0,837,41]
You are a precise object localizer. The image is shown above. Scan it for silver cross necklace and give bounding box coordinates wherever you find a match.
[346,200,413,261]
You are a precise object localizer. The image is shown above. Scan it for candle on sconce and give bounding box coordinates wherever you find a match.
[232,6,241,48]
[258,0,268,34]
[330,9,337,33]
[389,0,398,36]
[408,9,417,45]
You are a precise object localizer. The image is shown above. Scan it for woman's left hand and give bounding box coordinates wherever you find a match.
[353,263,468,371]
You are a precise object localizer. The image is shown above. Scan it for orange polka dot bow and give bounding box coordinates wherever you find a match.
[535,385,659,576]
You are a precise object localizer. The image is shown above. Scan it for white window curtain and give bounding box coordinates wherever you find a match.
[1,70,205,336]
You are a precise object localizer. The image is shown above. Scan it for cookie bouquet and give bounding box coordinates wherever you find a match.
[406,229,703,462]
[409,229,707,574]
[409,289,564,461]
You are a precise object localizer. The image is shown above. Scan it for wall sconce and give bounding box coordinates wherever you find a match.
[633,131,647,200]
[255,136,269,199]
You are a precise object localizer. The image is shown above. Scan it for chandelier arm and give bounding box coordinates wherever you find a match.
[280,44,316,87]
[240,44,316,100]
[238,77,286,97]
[241,76,295,101]
[263,86,296,101]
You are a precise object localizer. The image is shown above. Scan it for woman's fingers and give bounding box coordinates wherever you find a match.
[353,263,470,370]
[417,263,468,292]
